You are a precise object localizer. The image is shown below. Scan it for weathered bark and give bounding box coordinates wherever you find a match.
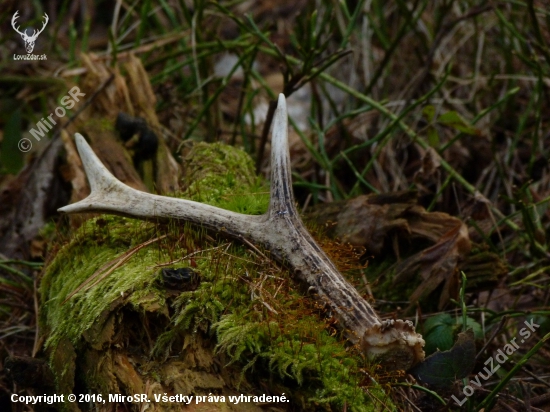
[0,138,68,259]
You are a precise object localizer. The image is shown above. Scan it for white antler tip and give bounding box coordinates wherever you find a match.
[74,132,86,148]
[277,93,286,111]
[57,205,74,214]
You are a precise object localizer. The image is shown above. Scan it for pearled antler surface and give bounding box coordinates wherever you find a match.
[59,94,425,369]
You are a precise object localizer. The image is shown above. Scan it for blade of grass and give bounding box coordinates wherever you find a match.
[477,331,550,411]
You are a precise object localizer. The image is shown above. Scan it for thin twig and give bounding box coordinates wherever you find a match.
[153,243,230,268]
[255,100,277,172]
[63,235,166,303]
[475,315,508,362]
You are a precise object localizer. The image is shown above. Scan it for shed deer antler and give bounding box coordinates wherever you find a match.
[59,94,425,370]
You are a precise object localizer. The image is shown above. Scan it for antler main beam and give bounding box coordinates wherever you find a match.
[59,94,424,370]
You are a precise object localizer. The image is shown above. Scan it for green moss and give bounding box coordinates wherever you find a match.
[40,142,393,411]
[181,142,269,214]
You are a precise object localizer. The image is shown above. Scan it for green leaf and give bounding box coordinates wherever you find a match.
[437,111,480,135]
[422,105,436,123]
[411,329,476,387]
[423,313,455,354]
[457,317,483,340]
[423,313,454,334]
[427,126,439,147]
[424,313,483,355]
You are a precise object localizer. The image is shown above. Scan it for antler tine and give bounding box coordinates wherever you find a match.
[59,94,425,370]
[69,133,122,195]
[36,13,49,36]
[11,11,24,35]
[11,11,49,39]
[58,134,260,236]
[268,94,295,217]
[58,133,146,215]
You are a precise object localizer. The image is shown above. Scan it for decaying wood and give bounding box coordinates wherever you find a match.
[78,53,180,194]
[0,138,67,259]
[58,94,425,370]
[82,122,148,192]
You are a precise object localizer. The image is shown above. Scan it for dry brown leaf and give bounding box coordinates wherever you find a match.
[414,146,441,183]
[307,191,476,308]
[394,223,471,309]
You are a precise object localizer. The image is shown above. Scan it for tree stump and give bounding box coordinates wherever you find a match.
[40,142,389,411]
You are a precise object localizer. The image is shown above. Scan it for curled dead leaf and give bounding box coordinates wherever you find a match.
[307,191,480,309]
[393,223,471,310]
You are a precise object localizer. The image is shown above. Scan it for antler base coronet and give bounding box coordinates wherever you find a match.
[362,319,425,370]
[59,94,425,370]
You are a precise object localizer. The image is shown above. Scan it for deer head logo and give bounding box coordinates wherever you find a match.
[11,10,49,54]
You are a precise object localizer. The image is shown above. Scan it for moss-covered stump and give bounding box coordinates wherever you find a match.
[40,143,391,412]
